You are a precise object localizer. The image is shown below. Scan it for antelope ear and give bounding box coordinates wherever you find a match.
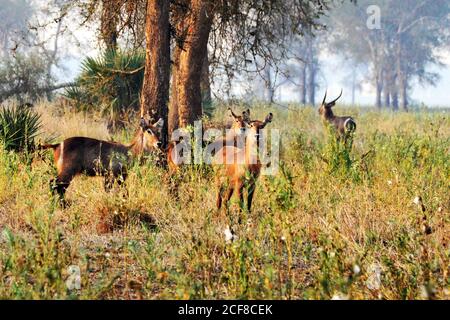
[153,118,164,131]
[327,102,336,108]
[264,113,273,124]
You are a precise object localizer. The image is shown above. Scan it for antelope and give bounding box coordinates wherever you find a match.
[41,118,163,201]
[214,112,273,213]
[319,89,356,144]
[167,108,250,174]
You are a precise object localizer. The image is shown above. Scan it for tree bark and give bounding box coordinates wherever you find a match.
[307,63,316,106]
[176,0,213,128]
[101,0,120,51]
[375,70,382,109]
[264,65,275,103]
[141,0,171,146]
[201,48,212,115]
[383,69,391,108]
[169,46,181,136]
[299,62,307,105]
[396,36,408,111]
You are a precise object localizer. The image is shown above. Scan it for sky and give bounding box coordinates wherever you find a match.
[54,7,450,109]
[59,35,450,109]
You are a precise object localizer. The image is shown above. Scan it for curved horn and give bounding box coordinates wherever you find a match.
[329,89,343,106]
[228,107,238,118]
[322,90,328,106]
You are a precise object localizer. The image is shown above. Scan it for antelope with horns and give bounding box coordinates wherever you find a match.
[167,108,250,174]
[214,112,273,213]
[319,89,356,144]
[41,117,164,201]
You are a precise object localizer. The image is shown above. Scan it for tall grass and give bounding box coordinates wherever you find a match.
[0,103,448,299]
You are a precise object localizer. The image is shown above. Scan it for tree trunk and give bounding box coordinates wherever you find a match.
[264,66,275,103]
[299,62,307,105]
[396,36,408,111]
[391,80,399,111]
[351,68,356,106]
[399,78,408,111]
[141,0,171,146]
[176,0,213,128]
[306,43,317,106]
[375,70,382,109]
[201,48,212,115]
[169,46,181,136]
[383,70,391,108]
[101,0,120,51]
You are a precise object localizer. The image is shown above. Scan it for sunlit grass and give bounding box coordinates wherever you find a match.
[0,102,448,299]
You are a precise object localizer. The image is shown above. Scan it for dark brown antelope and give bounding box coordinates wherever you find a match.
[214,112,273,213]
[41,117,163,200]
[319,90,356,143]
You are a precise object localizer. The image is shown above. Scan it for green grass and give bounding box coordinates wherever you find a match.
[0,103,448,299]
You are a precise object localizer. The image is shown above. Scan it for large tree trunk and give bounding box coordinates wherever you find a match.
[141,0,171,146]
[176,0,213,128]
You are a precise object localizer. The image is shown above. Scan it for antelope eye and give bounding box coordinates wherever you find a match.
[146,129,153,134]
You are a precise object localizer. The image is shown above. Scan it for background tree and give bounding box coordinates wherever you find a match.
[329,0,450,110]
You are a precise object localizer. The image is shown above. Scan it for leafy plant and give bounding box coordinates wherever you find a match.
[0,105,42,152]
[64,50,145,130]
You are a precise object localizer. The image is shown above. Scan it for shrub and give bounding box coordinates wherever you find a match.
[64,50,145,130]
[0,105,42,152]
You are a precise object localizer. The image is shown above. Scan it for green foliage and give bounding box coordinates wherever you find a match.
[65,50,145,129]
[0,52,54,103]
[0,105,42,152]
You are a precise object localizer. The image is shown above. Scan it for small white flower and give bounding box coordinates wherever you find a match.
[387,180,393,186]
[437,206,443,213]
[281,236,286,242]
[224,226,237,243]
[353,264,361,275]
[331,292,349,300]
[413,196,422,205]
[65,265,81,290]
[329,251,336,258]
[105,252,111,258]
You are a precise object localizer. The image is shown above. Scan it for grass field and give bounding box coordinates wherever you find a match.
[0,101,448,299]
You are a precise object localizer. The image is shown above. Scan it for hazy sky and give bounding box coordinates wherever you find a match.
[57,14,450,108]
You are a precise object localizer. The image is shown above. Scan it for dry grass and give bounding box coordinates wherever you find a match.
[0,101,448,300]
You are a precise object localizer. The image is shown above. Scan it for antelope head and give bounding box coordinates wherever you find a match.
[319,89,343,119]
[228,108,251,136]
[139,117,164,150]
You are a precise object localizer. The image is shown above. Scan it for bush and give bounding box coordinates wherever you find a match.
[64,50,145,130]
[0,105,42,152]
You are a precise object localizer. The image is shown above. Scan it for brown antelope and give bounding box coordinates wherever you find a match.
[167,108,250,174]
[214,112,273,213]
[319,90,356,143]
[41,117,163,200]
